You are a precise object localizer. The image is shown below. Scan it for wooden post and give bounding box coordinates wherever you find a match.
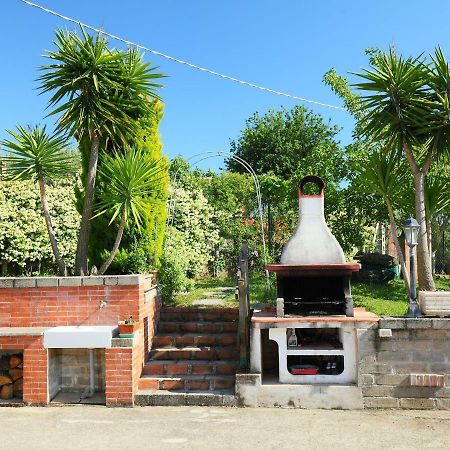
[237,241,250,368]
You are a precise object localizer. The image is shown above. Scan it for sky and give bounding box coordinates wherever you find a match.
[2,0,450,171]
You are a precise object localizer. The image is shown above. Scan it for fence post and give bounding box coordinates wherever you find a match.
[236,241,250,368]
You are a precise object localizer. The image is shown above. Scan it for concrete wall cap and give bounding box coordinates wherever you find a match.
[378,318,407,329]
[13,278,36,288]
[0,278,14,288]
[81,276,105,286]
[36,277,59,287]
[117,275,142,285]
[0,274,148,289]
[59,277,83,287]
[104,276,119,286]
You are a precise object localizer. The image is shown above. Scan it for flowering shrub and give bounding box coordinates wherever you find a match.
[160,185,221,299]
[0,179,79,275]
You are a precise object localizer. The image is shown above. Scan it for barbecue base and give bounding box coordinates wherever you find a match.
[237,308,378,408]
[235,373,364,409]
[251,308,378,383]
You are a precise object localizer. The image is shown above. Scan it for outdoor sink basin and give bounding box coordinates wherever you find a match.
[43,326,118,349]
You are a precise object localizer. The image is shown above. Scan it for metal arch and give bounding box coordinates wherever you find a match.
[166,151,268,269]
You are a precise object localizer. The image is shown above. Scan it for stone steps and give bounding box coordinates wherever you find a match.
[158,321,238,334]
[159,307,238,323]
[137,306,240,405]
[138,374,236,391]
[153,332,237,348]
[143,360,239,376]
[135,390,236,407]
[150,346,239,361]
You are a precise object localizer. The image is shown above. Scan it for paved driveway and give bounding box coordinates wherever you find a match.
[2,406,450,449]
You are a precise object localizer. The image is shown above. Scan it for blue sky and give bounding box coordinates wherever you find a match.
[2,0,450,170]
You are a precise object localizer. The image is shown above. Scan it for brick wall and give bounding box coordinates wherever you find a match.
[0,275,161,406]
[0,276,150,327]
[358,318,450,410]
[0,335,49,405]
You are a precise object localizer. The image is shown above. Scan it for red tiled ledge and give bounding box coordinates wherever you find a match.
[252,307,379,326]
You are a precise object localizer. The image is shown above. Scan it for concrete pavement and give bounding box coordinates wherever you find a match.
[2,405,450,449]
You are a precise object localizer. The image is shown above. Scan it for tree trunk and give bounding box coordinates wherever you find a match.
[413,172,436,291]
[426,219,434,275]
[98,211,126,275]
[403,140,435,291]
[74,132,100,275]
[386,198,411,297]
[38,179,67,276]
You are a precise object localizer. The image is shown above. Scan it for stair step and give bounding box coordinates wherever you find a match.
[135,390,236,407]
[153,333,237,348]
[138,374,236,391]
[159,307,238,323]
[158,321,238,334]
[150,347,239,361]
[143,360,239,376]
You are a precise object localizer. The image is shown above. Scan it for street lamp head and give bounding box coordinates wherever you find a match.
[403,216,420,247]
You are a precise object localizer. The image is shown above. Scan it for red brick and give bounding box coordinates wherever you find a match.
[176,335,195,346]
[181,323,198,333]
[219,335,236,346]
[191,364,213,375]
[161,379,183,390]
[144,364,165,375]
[202,323,221,333]
[166,363,189,375]
[223,323,238,332]
[203,312,221,321]
[153,335,173,347]
[213,377,235,390]
[410,373,445,387]
[196,335,216,346]
[186,379,210,390]
[217,349,238,360]
[216,363,238,375]
[194,350,216,360]
[138,377,160,390]
[154,350,192,360]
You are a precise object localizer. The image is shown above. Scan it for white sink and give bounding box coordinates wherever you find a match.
[43,326,118,349]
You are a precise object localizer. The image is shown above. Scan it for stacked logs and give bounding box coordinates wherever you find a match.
[0,354,23,399]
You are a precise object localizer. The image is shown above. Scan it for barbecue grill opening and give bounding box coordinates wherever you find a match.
[285,328,343,349]
[280,276,347,316]
[287,355,344,376]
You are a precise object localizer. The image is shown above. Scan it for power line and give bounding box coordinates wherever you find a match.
[19,0,345,111]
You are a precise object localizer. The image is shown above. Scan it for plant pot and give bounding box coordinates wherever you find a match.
[419,291,450,317]
[118,322,140,336]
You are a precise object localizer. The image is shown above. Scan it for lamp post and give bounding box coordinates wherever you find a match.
[403,217,422,318]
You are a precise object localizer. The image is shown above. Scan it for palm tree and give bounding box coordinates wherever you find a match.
[354,48,450,291]
[95,148,165,275]
[1,125,75,275]
[38,27,164,275]
[424,172,450,271]
[358,150,412,296]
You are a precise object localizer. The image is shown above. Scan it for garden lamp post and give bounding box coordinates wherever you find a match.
[403,217,422,318]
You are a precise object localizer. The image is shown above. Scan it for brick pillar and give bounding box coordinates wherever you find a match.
[22,338,48,405]
[105,347,133,406]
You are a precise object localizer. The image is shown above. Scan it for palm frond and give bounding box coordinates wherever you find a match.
[38,26,165,147]
[95,148,167,231]
[1,125,76,182]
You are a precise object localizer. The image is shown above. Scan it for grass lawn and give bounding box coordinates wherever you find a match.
[172,274,450,316]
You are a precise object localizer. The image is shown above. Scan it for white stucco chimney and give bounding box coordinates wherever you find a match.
[280,176,346,265]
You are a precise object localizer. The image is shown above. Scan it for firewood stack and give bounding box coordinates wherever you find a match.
[0,354,23,400]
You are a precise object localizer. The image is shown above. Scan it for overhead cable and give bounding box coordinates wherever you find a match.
[19,0,345,111]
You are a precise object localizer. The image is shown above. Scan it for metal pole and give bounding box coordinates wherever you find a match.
[406,244,422,318]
